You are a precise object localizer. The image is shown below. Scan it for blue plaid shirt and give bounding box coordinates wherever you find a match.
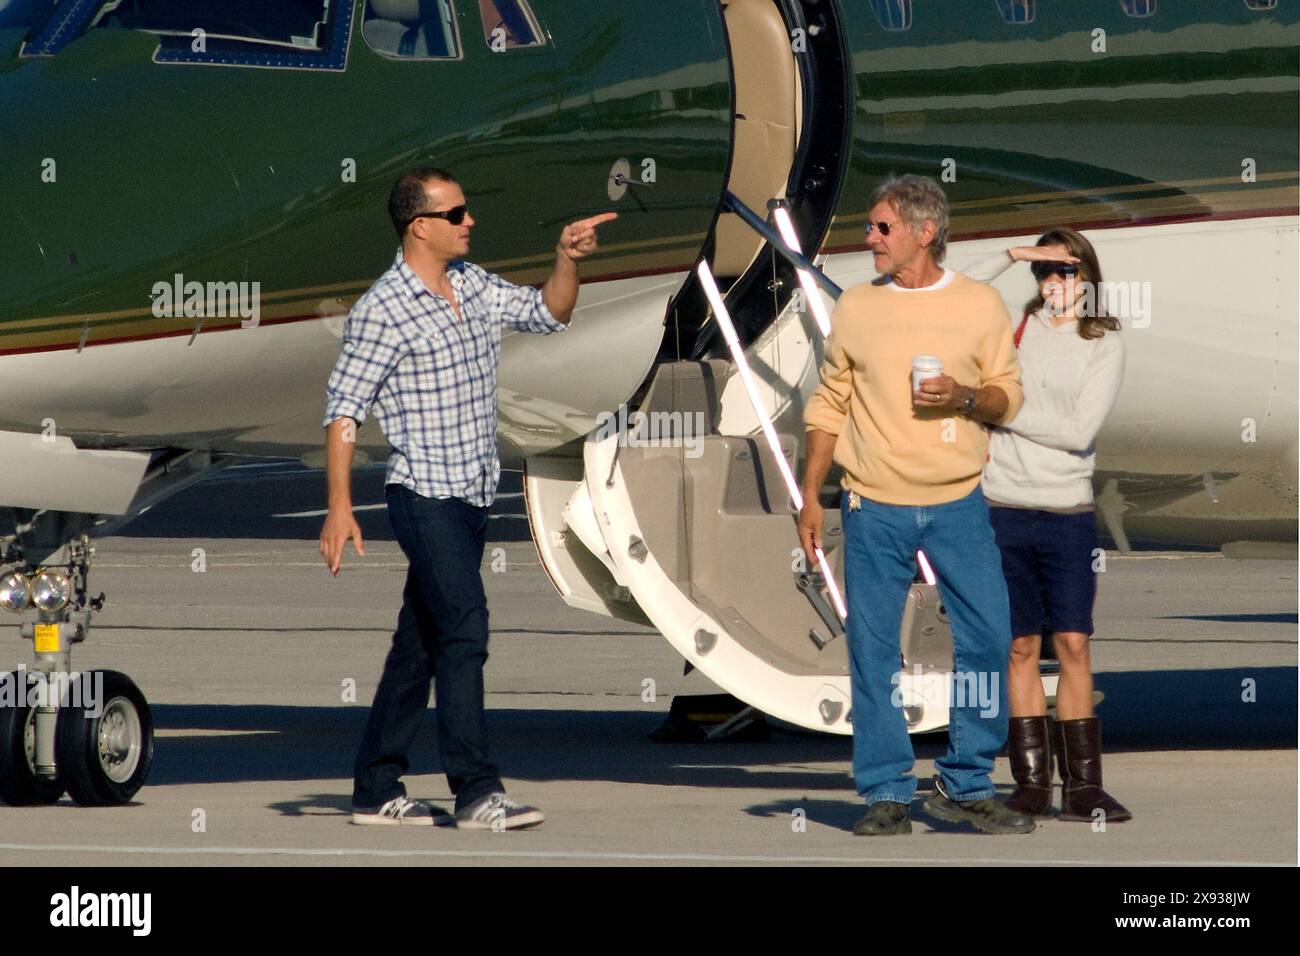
[323,249,566,506]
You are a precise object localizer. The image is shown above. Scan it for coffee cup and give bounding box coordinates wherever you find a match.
[912,355,943,394]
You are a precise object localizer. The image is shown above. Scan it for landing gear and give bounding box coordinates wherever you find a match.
[0,683,64,806]
[0,522,154,806]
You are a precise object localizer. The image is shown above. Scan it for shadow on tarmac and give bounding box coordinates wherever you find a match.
[113,463,533,543]
[144,667,1295,802]
[107,460,1214,552]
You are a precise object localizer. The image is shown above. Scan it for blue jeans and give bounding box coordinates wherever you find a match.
[352,485,503,812]
[841,486,1012,805]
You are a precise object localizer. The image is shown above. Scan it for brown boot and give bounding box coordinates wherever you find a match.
[1054,716,1132,823]
[1005,716,1054,816]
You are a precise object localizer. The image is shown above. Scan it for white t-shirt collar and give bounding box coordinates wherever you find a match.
[886,268,954,292]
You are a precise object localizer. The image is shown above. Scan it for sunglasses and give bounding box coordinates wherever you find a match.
[1031,261,1080,281]
[405,204,469,228]
[863,220,902,237]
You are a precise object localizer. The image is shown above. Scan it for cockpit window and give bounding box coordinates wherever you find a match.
[476,0,544,51]
[362,0,460,59]
[96,0,332,50]
[22,0,352,67]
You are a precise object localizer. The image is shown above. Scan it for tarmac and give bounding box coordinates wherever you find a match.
[0,462,1295,866]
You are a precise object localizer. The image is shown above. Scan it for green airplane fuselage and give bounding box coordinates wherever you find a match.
[0,0,1295,358]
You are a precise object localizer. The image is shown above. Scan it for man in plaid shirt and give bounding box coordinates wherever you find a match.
[320,167,615,829]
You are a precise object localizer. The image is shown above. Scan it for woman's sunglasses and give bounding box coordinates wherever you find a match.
[405,204,469,228]
[1031,261,1079,281]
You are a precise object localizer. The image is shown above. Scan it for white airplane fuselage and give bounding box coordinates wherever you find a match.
[1,213,1293,548]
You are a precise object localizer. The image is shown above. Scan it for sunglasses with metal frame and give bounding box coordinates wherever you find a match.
[863,219,903,237]
[1030,261,1080,281]
[405,204,469,228]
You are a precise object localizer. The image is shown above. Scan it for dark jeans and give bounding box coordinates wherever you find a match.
[352,484,503,812]
[987,506,1099,637]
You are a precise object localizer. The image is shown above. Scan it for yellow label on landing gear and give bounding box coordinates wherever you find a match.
[33,623,60,653]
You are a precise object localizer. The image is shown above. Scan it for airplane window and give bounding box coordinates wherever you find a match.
[476,0,544,50]
[1118,0,1156,16]
[994,0,1034,25]
[362,0,460,59]
[868,0,911,32]
[97,0,332,50]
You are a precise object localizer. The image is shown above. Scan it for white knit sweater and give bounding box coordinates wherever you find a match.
[965,252,1125,510]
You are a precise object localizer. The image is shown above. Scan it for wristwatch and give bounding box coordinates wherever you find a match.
[958,387,977,416]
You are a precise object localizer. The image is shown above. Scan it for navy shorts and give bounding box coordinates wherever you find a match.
[987,506,1099,638]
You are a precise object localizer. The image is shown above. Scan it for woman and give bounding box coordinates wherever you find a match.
[967,229,1130,822]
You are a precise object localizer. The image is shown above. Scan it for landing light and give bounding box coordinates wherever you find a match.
[0,571,31,612]
[31,570,72,613]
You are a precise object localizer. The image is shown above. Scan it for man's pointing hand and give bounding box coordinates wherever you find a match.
[558,212,618,261]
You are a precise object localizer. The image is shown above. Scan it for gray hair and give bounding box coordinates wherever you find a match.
[866,174,950,263]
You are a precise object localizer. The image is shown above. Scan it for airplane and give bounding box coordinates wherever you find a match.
[0,0,1295,805]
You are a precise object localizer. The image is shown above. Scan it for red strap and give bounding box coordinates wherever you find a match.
[1012,310,1031,349]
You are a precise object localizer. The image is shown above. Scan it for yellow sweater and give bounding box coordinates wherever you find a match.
[803,270,1023,505]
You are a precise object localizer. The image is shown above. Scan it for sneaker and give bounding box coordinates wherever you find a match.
[853,801,912,836]
[351,796,450,827]
[455,792,544,831]
[923,777,1035,834]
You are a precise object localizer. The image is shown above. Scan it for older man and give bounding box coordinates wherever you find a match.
[320,167,614,829]
[798,174,1033,835]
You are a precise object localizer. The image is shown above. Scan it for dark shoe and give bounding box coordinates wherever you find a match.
[351,796,452,827]
[924,778,1035,833]
[1054,717,1132,823]
[1006,715,1054,816]
[455,792,544,831]
[853,801,912,836]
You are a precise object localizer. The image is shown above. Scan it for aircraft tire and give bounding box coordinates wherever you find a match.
[57,670,153,806]
[0,673,65,806]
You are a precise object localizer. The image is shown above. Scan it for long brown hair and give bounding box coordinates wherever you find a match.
[1026,227,1121,340]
